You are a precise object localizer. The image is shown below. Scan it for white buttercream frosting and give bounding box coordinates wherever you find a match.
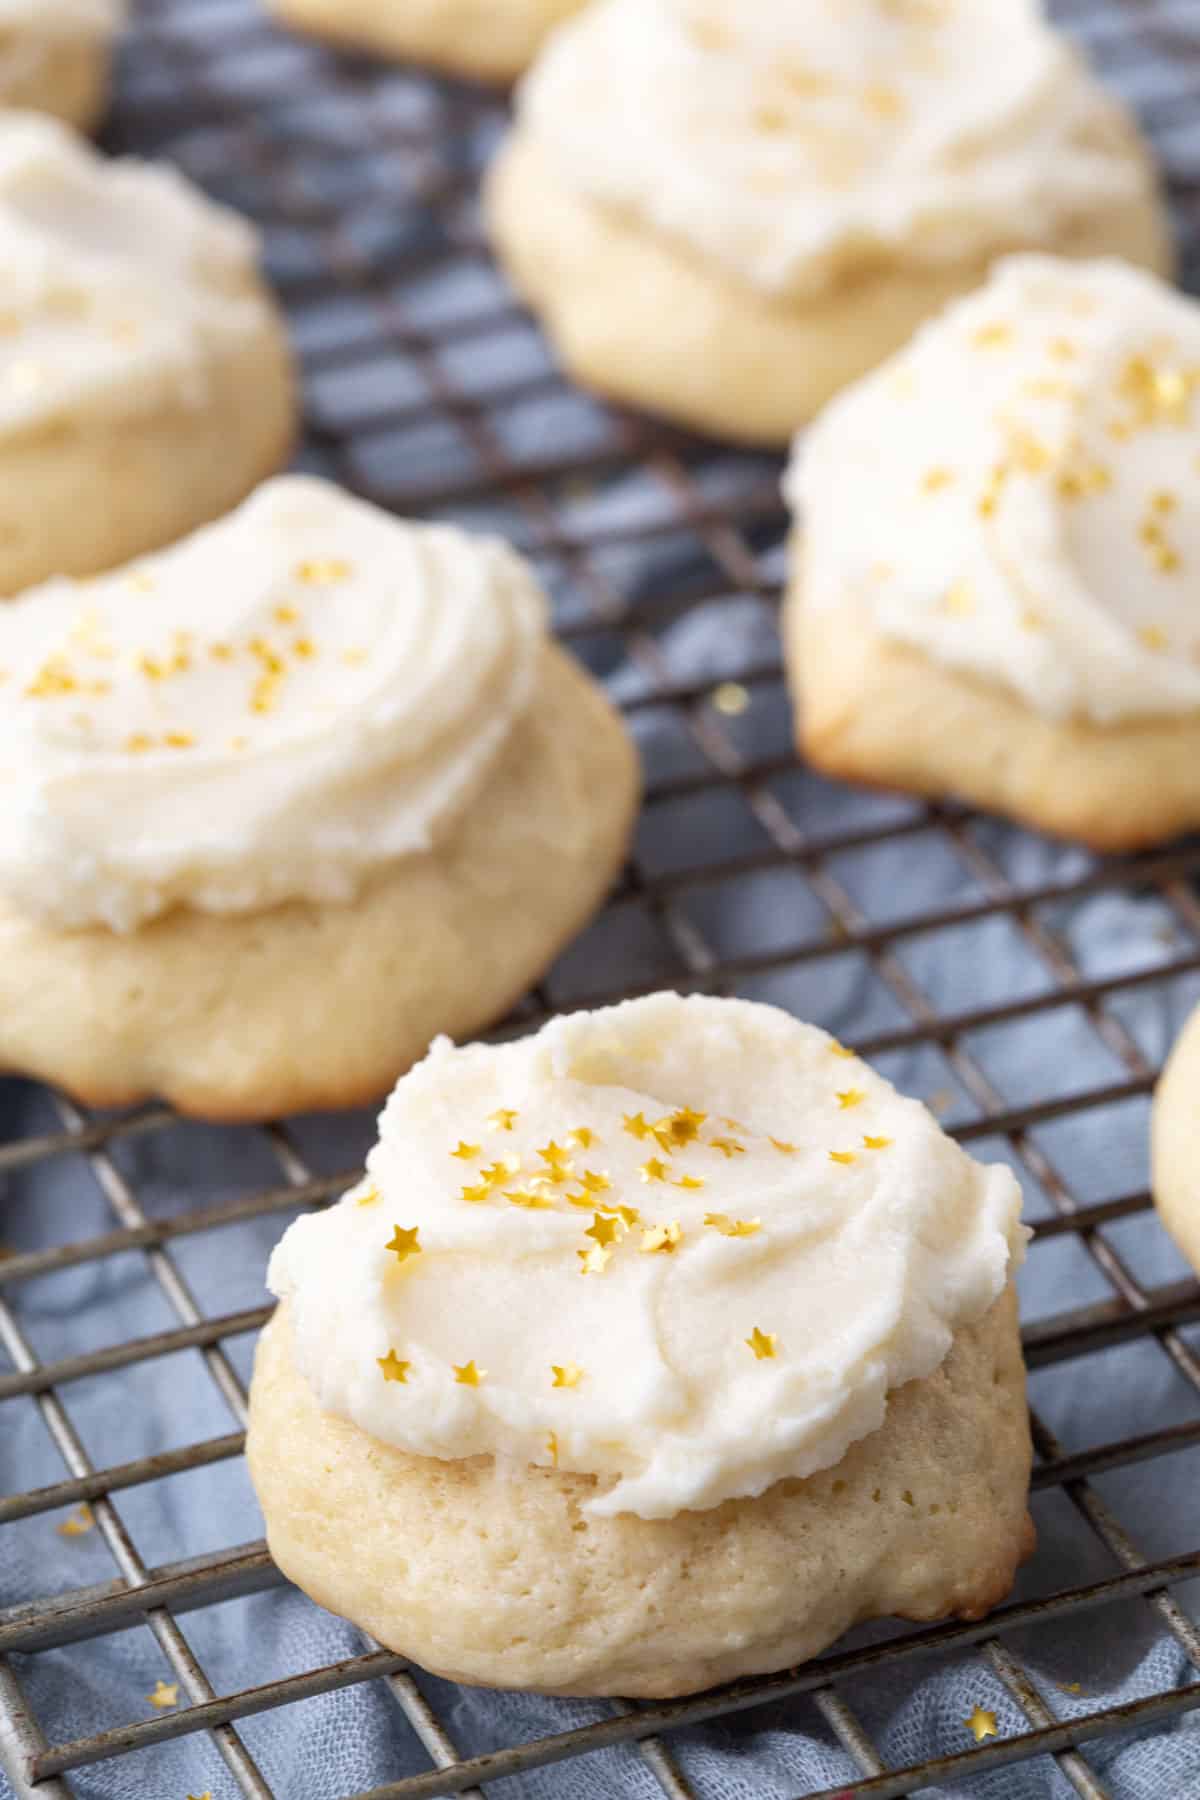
[515,0,1153,301]
[268,994,1026,1520]
[0,112,272,440]
[0,475,546,930]
[791,256,1200,725]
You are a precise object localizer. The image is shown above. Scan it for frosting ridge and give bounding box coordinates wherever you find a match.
[269,994,1026,1519]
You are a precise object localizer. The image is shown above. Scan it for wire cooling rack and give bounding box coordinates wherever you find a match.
[3,0,1200,1795]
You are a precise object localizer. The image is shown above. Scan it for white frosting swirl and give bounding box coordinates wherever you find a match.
[791,256,1200,725]
[515,0,1151,301]
[269,994,1026,1520]
[0,112,273,440]
[0,476,546,931]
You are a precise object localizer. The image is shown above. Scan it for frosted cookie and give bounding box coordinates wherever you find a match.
[0,114,294,594]
[485,0,1172,447]
[248,992,1032,1698]
[0,1,124,131]
[1153,1009,1200,1277]
[785,256,1200,850]
[0,476,638,1119]
[268,0,584,84]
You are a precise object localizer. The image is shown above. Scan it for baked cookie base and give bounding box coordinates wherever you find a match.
[484,134,1174,448]
[1153,1007,1200,1276]
[247,1285,1033,1699]
[0,314,296,596]
[0,37,110,132]
[0,647,638,1120]
[269,0,583,83]
[785,560,1200,852]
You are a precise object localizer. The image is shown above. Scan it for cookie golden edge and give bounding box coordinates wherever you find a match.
[1153,1008,1200,1277]
[784,549,1200,853]
[247,1284,1033,1699]
[0,644,639,1120]
[0,305,297,597]
[268,0,582,84]
[0,37,112,132]
[484,131,1174,449]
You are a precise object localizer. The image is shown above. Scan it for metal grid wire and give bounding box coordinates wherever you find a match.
[3,0,1200,1794]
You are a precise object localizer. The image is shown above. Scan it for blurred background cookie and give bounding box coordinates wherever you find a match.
[0,0,125,131]
[269,0,585,83]
[0,476,638,1117]
[487,0,1172,444]
[0,113,295,592]
[786,256,1200,848]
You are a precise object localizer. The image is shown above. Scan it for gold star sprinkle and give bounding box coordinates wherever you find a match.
[1139,624,1169,650]
[567,1127,596,1149]
[965,1706,998,1743]
[356,1185,380,1208]
[769,1137,797,1154]
[125,732,153,753]
[830,1041,857,1060]
[712,681,749,716]
[640,1222,682,1254]
[704,1214,761,1238]
[579,1169,611,1195]
[863,1135,893,1151]
[622,1111,653,1141]
[460,1182,491,1205]
[746,1327,777,1360]
[273,603,298,625]
[639,1157,670,1183]
[921,467,954,493]
[295,557,351,585]
[56,1505,94,1538]
[708,1137,745,1159]
[453,1361,485,1386]
[674,1174,705,1190]
[451,1141,481,1160]
[377,1350,410,1383]
[552,1363,584,1388]
[585,1213,622,1247]
[481,1157,520,1187]
[546,1431,559,1467]
[665,1106,707,1146]
[506,1189,555,1210]
[578,1243,612,1275]
[488,1108,518,1132]
[188,1792,213,1800]
[385,1225,421,1264]
[829,1150,857,1166]
[538,1140,573,1168]
[836,1089,866,1110]
[939,580,976,617]
[973,323,1012,350]
[147,1680,178,1709]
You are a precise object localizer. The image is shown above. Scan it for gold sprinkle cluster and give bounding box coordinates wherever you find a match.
[371,1043,899,1393]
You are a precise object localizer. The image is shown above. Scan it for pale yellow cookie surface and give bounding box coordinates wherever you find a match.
[0,35,110,130]
[269,0,584,83]
[0,646,638,1119]
[1153,1007,1200,1277]
[0,319,295,597]
[784,558,1200,853]
[485,128,1171,449]
[248,1285,1032,1698]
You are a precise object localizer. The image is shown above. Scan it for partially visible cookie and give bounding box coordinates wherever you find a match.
[1153,1009,1200,1278]
[0,2,124,131]
[0,477,639,1119]
[486,0,1171,445]
[269,0,585,84]
[248,993,1033,1696]
[0,114,295,594]
[785,256,1200,850]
